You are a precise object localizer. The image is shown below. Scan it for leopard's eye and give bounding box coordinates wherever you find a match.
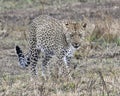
[79,34,82,37]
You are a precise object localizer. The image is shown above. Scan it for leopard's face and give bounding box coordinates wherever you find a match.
[64,21,87,49]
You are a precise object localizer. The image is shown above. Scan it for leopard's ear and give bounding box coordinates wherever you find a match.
[81,15,89,29]
[65,22,70,28]
[62,20,72,31]
[64,20,72,28]
[82,22,87,28]
[65,23,69,26]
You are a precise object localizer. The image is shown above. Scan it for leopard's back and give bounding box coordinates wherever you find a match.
[29,15,68,53]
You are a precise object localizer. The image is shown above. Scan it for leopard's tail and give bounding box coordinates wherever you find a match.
[16,45,30,68]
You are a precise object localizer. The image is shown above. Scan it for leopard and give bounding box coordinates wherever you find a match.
[16,15,88,77]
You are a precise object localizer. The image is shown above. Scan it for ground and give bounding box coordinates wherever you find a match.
[0,0,120,96]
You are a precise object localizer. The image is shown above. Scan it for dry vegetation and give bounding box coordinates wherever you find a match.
[0,0,120,96]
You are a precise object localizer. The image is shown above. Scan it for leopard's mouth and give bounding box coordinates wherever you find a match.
[72,43,80,49]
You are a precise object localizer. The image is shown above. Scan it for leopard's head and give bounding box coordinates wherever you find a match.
[64,21,87,49]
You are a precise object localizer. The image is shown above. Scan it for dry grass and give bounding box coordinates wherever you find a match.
[90,15,120,44]
[0,55,120,96]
